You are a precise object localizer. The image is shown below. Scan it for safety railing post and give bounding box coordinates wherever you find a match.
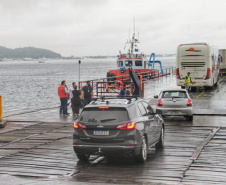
[0,96,2,120]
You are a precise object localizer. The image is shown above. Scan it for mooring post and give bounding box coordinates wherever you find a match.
[0,95,6,128]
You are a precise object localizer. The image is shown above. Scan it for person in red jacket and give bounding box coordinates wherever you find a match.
[58,80,69,116]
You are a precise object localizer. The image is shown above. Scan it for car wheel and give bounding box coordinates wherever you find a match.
[76,152,90,161]
[134,136,147,163]
[155,127,164,149]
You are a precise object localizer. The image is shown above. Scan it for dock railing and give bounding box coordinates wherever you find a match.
[78,67,176,98]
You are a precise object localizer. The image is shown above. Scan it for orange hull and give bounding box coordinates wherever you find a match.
[108,69,159,81]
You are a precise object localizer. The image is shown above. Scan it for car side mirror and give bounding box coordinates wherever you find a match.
[154,95,158,99]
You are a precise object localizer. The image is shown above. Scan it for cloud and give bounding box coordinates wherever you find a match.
[0,0,226,56]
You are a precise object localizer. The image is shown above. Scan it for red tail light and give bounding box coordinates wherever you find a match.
[176,68,182,80]
[157,99,162,106]
[204,68,210,80]
[74,122,86,129]
[99,107,109,109]
[187,99,192,106]
[117,122,136,130]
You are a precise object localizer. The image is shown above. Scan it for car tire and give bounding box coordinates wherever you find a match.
[155,127,164,149]
[134,136,147,163]
[76,152,90,161]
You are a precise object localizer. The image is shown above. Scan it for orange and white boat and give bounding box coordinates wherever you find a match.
[107,32,159,81]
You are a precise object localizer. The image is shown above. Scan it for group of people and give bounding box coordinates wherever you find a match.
[58,80,93,116]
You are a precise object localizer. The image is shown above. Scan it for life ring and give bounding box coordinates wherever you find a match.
[115,81,123,90]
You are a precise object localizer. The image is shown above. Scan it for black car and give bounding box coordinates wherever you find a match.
[73,97,164,163]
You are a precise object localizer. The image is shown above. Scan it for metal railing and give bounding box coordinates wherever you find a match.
[78,67,176,98]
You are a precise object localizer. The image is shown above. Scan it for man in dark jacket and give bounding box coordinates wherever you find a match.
[82,81,93,107]
[119,84,127,97]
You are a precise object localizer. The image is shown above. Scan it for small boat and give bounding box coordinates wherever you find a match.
[107,32,158,81]
[38,60,45,63]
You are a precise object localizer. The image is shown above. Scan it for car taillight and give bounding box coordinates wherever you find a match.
[204,68,210,80]
[74,122,86,129]
[187,99,192,106]
[157,99,162,106]
[117,122,136,130]
[176,68,182,80]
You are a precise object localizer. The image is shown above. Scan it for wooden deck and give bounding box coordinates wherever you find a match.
[0,120,226,184]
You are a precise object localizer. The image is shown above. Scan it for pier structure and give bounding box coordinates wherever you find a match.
[0,73,226,184]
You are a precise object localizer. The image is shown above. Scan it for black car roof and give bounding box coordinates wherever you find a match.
[84,97,142,109]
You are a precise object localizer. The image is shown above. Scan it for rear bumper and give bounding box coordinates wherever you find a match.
[73,144,140,157]
[156,107,193,116]
[177,80,212,87]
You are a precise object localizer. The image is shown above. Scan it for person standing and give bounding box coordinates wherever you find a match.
[119,84,127,97]
[72,86,81,117]
[82,81,93,107]
[58,80,69,116]
[184,72,194,91]
[69,82,76,114]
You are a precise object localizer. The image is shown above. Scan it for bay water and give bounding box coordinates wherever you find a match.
[0,56,176,113]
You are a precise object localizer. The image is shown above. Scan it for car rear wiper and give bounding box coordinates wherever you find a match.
[100,119,116,122]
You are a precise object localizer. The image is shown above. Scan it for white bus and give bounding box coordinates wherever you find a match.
[176,43,220,90]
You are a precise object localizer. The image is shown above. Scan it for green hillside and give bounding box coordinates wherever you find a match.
[0,46,62,59]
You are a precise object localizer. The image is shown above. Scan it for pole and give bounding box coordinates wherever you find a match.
[0,96,2,120]
[78,60,81,89]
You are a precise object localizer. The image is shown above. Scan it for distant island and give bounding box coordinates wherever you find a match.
[0,46,176,60]
[0,46,62,59]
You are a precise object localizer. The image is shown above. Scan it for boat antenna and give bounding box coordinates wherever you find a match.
[133,16,135,35]
[129,29,130,42]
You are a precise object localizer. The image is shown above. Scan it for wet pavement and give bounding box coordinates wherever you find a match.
[0,74,226,184]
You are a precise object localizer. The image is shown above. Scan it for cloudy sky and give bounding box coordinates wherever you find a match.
[0,0,226,56]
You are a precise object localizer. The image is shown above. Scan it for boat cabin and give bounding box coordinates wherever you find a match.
[117,54,147,70]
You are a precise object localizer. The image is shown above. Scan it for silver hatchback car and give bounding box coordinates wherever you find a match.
[154,89,193,121]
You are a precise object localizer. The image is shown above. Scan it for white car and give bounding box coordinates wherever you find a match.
[154,89,193,121]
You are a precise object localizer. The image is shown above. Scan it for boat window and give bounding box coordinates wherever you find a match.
[135,60,142,66]
[117,61,123,67]
[125,60,132,67]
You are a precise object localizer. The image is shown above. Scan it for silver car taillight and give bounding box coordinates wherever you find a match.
[157,99,163,106]
[187,99,192,106]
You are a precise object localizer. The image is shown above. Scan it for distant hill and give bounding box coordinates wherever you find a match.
[0,46,62,59]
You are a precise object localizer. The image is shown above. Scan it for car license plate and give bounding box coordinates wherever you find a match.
[93,130,109,135]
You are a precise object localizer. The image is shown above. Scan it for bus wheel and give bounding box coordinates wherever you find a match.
[191,87,197,92]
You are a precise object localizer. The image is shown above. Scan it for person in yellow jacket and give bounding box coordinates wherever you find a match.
[184,72,194,91]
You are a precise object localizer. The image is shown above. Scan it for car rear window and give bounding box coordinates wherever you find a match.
[79,107,129,123]
[162,91,188,98]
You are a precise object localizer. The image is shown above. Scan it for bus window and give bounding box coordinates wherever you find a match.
[125,60,132,67]
[117,61,123,67]
[135,60,142,66]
